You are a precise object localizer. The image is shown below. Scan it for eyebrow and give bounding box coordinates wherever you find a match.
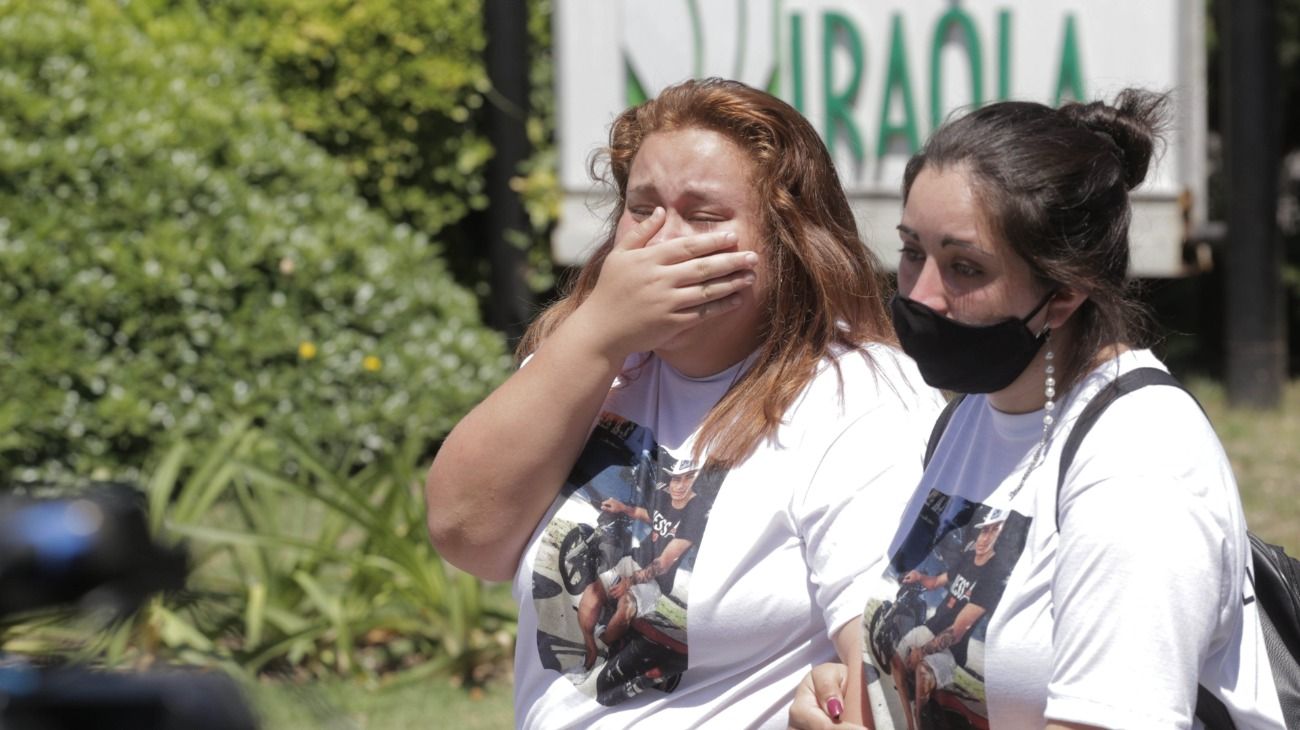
[628,183,728,203]
[896,224,991,256]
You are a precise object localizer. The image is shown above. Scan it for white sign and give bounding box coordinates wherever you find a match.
[554,0,1206,276]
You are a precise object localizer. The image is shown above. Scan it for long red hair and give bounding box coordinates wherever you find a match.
[519,78,895,466]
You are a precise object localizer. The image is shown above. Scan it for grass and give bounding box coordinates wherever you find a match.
[1189,376,1300,555]
[239,378,1300,728]
[246,674,514,729]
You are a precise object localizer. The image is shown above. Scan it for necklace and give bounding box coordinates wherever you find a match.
[1007,340,1058,500]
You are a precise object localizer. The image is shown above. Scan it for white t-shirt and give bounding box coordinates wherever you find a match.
[513,343,944,729]
[859,349,1285,729]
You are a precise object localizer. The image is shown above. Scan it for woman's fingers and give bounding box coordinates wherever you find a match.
[673,269,756,318]
[576,223,760,355]
[659,232,759,306]
[614,206,666,250]
[789,663,865,729]
[813,662,849,718]
[654,229,741,265]
[678,247,759,285]
[789,672,829,729]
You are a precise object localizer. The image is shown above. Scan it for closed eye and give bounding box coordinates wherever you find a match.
[686,205,731,225]
[950,259,983,277]
[898,245,925,264]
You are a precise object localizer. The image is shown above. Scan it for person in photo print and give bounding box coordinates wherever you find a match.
[790,91,1286,729]
[426,78,943,728]
[575,458,707,672]
[887,506,1025,730]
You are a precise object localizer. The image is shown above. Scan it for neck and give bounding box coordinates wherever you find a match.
[656,325,761,378]
[987,344,1056,414]
[988,334,1129,414]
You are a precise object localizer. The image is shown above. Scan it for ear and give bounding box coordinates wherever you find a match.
[1044,286,1089,331]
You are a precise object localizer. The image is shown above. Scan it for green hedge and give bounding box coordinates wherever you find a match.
[0,0,510,477]
[193,0,557,298]
[202,0,490,235]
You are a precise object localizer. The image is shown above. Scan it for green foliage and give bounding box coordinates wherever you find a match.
[0,423,516,683]
[200,0,490,236]
[155,423,515,682]
[187,0,558,298]
[518,0,562,294]
[0,0,510,476]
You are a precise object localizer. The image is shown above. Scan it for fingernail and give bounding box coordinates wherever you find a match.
[743,252,758,265]
[724,231,737,242]
[826,697,843,719]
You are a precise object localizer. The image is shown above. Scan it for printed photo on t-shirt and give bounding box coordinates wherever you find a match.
[530,411,725,706]
[863,490,1030,730]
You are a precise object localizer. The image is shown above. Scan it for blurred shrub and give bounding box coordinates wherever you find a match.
[199,0,488,232]
[1,422,516,684]
[0,0,510,477]
[156,422,515,683]
[518,0,562,294]
[189,0,556,298]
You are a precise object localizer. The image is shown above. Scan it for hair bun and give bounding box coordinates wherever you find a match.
[1063,89,1168,190]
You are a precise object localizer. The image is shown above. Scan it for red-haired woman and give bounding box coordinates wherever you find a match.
[426,78,942,728]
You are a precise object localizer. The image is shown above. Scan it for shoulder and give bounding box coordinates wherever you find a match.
[1060,349,1235,508]
[793,343,946,421]
[774,344,945,461]
[1066,350,1220,463]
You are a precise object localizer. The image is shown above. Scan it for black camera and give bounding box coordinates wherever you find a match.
[0,486,259,730]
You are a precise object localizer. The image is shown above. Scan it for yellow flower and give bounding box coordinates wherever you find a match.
[298,341,317,360]
[363,355,382,372]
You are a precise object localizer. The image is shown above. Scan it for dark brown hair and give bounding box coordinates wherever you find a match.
[519,78,895,466]
[902,88,1169,389]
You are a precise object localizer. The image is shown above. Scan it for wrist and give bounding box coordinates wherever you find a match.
[559,307,633,372]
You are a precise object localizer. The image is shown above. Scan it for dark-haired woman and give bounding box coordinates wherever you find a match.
[790,91,1285,729]
[425,78,942,728]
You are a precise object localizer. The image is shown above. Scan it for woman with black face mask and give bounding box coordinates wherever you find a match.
[789,90,1286,730]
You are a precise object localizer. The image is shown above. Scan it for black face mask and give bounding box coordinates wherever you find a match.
[890,291,1054,394]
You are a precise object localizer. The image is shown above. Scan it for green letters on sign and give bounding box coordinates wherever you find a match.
[1054,14,1086,105]
[822,11,865,162]
[997,10,1012,100]
[790,12,805,111]
[877,13,920,159]
[930,6,984,130]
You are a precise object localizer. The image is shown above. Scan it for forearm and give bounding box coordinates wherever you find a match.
[637,555,670,581]
[425,314,626,580]
[922,604,983,657]
[920,627,957,655]
[636,538,692,582]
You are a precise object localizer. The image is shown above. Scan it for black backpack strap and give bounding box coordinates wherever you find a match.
[1055,367,1203,531]
[1196,685,1236,730]
[923,394,967,468]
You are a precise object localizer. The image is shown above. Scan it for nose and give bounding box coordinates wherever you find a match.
[647,210,688,246]
[906,259,948,315]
